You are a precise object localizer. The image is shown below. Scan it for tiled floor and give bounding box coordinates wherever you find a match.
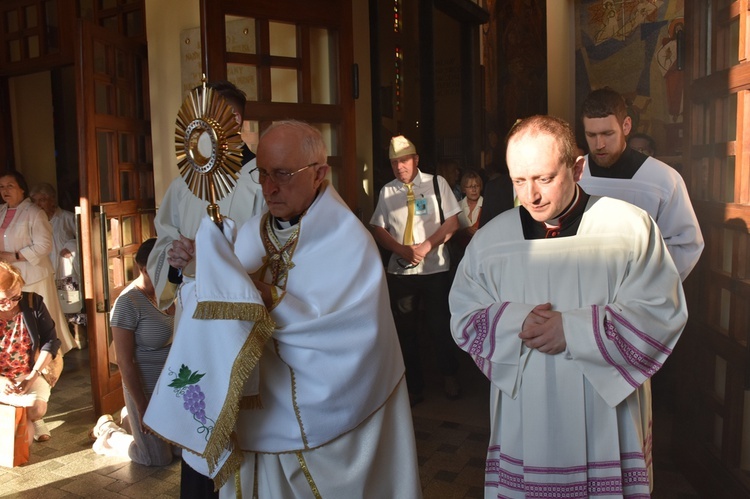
[1,345,701,498]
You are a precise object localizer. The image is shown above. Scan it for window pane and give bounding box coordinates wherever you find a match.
[139,170,154,201]
[100,0,118,9]
[124,253,136,282]
[45,1,59,53]
[9,39,21,62]
[269,21,296,57]
[722,229,732,274]
[228,64,258,101]
[720,288,731,332]
[6,10,19,32]
[95,82,110,114]
[271,68,298,103]
[124,11,143,37]
[107,217,120,248]
[121,216,135,246]
[141,213,153,241]
[97,131,115,202]
[714,356,726,402]
[722,156,735,203]
[24,5,37,28]
[226,16,255,54]
[27,35,39,58]
[119,133,133,163]
[101,15,117,32]
[729,17,739,67]
[310,28,337,105]
[727,93,737,141]
[93,41,107,73]
[120,171,136,201]
[117,86,132,117]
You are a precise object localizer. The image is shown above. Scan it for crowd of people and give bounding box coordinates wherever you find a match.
[1,82,703,498]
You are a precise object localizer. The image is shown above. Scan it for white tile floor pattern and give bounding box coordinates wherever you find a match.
[1,345,700,498]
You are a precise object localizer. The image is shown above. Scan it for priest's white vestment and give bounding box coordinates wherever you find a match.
[449,196,687,498]
[221,182,421,498]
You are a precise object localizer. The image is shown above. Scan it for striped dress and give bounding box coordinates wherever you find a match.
[110,281,174,396]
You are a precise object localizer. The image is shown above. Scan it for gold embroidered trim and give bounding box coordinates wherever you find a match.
[258,213,301,291]
[211,441,244,491]
[193,300,269,322]
[235,467,244,499]
[296,451,322,499]
[273,338,309,448]
[202,306,275,475]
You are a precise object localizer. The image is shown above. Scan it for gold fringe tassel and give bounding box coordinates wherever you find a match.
[202,306,275,474]
[193,301,271,322]
[211,444,245,492]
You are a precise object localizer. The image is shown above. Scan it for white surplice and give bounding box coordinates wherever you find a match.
[579,155,703,281]
[147,159,265,309]
[449,196,687,498]
[219,182,421,498]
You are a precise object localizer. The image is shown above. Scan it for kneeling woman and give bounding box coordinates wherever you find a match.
[0,261,60,447]
[90,238,177,466]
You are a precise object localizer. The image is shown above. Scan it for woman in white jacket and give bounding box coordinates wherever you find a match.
[0,171,76,441]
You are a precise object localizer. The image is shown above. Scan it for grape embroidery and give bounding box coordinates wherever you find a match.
[168,364,214,440]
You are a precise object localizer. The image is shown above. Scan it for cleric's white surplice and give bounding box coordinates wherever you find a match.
[221,182,420,498]
[147,159,265,309]
[449,196,687,498]
[579,154,703,281]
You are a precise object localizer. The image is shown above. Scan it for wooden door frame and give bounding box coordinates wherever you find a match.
[198,0,358,211]
[76,19,153,415]
[672,1,750,496]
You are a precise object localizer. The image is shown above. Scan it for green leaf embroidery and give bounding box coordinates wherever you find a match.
[168,364,205,389]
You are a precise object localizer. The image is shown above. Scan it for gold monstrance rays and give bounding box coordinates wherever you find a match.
[174,81,243,226]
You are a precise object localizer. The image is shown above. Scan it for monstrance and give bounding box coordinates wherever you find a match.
[174,78,244,228]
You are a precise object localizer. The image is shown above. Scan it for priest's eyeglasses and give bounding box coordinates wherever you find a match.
[250,163,318,186]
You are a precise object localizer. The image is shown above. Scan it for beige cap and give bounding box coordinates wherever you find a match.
[389,135,417,159]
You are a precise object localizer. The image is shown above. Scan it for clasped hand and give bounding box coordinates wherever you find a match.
[397,241,432,267]
[519,303,566,355]
[167,236,195,270]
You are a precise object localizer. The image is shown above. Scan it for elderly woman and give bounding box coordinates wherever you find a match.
[29,182,79,283]
[0,172,75,352]
[455,170,484,245]
[0,171,76,441]
[0,262,60,447]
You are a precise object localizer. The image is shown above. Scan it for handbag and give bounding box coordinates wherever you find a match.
[0,404,29,468]
[37,351,64,388]
[28,294,64,388]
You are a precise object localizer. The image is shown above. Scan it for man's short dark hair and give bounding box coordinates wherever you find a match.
[204,80,247,119]
[580,87,628,123]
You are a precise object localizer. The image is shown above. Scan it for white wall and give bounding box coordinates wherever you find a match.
[546,0,576,125]
[9,72,57,189]
[145,0,201,207]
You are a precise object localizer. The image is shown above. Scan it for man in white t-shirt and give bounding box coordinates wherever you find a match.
[370,135,462,404]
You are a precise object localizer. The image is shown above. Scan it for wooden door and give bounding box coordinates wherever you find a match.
[75,20,155,415]
[673,1,750,496]
[199,0,358,210]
